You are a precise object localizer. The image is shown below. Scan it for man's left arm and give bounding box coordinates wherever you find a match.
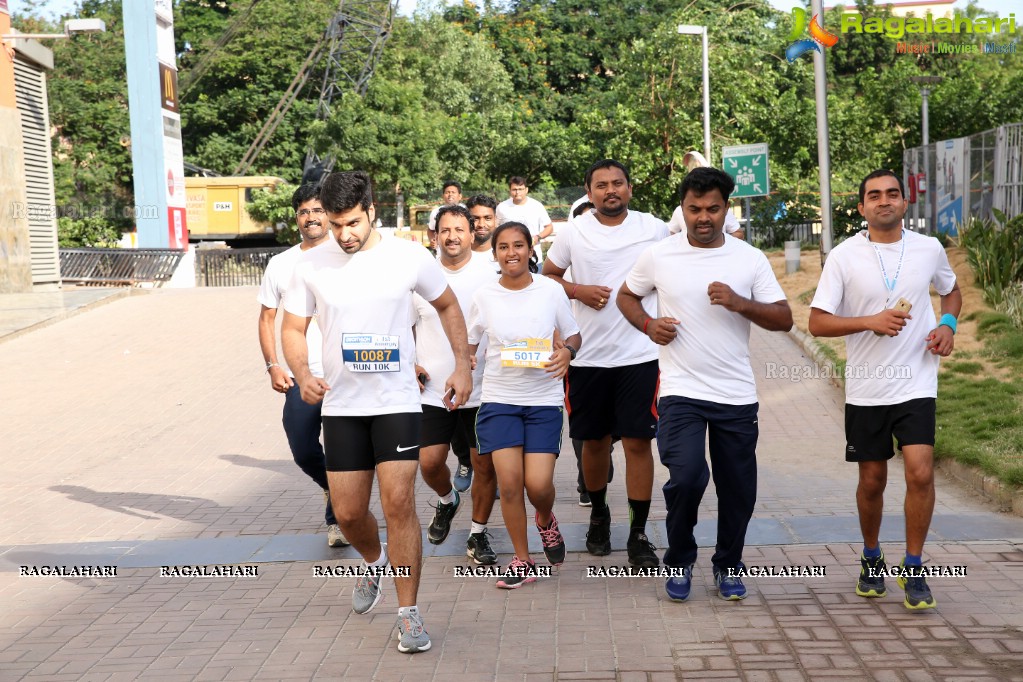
[926,281,962,356]
[538,221,553,241]
[428,286,473,408]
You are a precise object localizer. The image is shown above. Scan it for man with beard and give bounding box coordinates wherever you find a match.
[283,170,472,654]
[543,159,667,568]
[466,194,498,264]
[257,183,347,548]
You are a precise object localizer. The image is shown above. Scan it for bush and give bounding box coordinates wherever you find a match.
[997,283,1023,331]
[57,216,122,248]
[247,184,298,245]
[957,210,1023,305]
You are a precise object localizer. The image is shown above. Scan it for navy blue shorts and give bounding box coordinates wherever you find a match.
[475,403,564,455]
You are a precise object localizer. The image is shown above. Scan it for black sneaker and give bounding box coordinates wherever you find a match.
[856,551,887,598]
[427,491,460,545]
[536,512,566,566]
[578,490,591,507]
[627,531,660,568]
[585,508,611,556]
[466,529,497,565]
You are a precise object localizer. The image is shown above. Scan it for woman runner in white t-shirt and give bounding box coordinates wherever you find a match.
[467,222,582,588]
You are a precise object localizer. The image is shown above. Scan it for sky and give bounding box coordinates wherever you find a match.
[8,0,1020,21]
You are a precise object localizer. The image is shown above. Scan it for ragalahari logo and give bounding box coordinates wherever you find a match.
[786,7,840,61]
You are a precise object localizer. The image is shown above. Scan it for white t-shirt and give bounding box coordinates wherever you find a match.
[810,229,957,406]
[428,203,466,232]
[546,210,668,367]
[413,255,498,408]
[468,276,579,407]
[626,233,787,405]
[257,242,325,378]
[284,234,449,416]
[472,248,499,268]
[667,206,741,236]
[496,197,552,240]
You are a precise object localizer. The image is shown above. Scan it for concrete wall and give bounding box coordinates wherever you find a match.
[0,106,33,293]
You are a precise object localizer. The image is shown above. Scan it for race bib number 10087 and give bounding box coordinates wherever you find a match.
[342,334,400,372]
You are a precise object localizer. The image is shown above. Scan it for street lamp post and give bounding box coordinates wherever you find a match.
[677,24,710,165]
[910,75,943,235]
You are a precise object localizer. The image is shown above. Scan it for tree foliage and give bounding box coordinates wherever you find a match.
[13,0,1023,241]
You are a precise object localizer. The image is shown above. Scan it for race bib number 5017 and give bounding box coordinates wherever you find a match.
[500,338,552,369]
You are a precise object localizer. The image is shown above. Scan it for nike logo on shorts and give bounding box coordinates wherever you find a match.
[395,445,419,453]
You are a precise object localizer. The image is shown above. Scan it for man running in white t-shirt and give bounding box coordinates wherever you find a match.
[282,171,472,654]
[618,167,792,602]
[257,184,348,548]
[413,205,500,565]
[427,180,464,249]
[496,176,553,262]
[543,159,667,568]
[809,169,961,610]
[467,194,498,265]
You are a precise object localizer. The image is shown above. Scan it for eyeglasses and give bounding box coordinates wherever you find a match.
[297,208,325,217]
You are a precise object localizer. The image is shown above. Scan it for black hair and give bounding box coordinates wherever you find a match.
[584,159,631,189]
[442,180,462,193]
[465,194,498,210]
[491,221,538,274]
[319,170,373,213]
[572,201,595,218]
[678,167,735,204]
[508,176,528,187]
[291,183,320,212]
[434,204,476,232]
[858,169,905,203]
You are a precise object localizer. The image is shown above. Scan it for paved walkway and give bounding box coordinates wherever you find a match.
[1,287,1021,680]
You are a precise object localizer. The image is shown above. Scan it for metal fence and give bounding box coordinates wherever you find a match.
[195,246,288,287]
[59,248,184,286]
[904,122,1022,234]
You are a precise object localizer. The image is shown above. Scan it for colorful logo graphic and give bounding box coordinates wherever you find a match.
[786,8,840,62]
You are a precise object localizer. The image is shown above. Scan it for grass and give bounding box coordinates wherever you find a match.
[804,309,1023,489]
[933,310,1023,488]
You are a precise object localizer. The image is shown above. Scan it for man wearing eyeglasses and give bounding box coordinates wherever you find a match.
[257,183,348,548]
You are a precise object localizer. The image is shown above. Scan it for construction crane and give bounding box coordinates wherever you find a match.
[233,0,396,179]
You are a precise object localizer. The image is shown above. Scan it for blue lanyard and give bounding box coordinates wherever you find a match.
[866,229,905,304]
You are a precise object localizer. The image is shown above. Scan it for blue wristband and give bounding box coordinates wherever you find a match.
[939,313,957,334]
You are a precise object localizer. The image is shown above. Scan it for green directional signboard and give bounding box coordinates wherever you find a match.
[722,143,770,198]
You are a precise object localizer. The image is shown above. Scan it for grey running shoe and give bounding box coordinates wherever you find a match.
[327,524,349,548]
[352,562,384,614]
[395,610,432,653]
[453,463,473,493]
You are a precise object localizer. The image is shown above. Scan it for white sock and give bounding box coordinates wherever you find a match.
[438,489,457,506]
[367,543,388,568]
[399,605,419,618]
[470,521,487,535]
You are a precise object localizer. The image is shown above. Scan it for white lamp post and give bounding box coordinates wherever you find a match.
[677,24,710,165]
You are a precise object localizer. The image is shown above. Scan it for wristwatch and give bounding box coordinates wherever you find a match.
[564,345,578,360]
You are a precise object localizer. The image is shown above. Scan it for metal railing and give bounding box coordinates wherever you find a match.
[59,248,184,286]
[195,246,288,287]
